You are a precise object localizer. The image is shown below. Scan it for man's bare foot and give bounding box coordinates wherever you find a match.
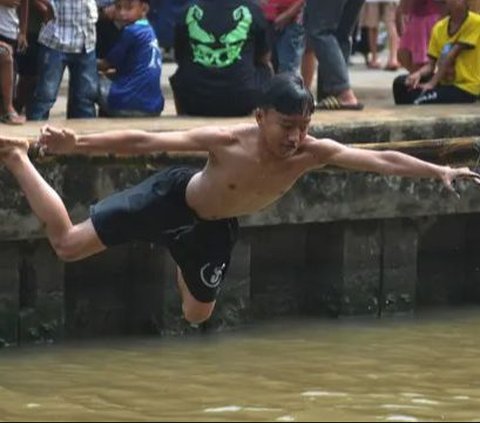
[0,136,30,165]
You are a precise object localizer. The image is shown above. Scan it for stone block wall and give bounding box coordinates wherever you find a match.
[0,214,479,345]
[0,160,479,345]
[0,240,64,346]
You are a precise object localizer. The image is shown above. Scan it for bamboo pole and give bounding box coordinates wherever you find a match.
[349,137,480,167]
[36,137,480,168]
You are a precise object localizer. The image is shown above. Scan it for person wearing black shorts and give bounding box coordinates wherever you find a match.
[1,74,479,325]
[91,166,239,304]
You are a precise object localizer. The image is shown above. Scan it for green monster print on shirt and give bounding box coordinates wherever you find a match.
[186,4,253,68]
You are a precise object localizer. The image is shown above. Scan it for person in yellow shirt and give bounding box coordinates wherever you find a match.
[393,0,480,105]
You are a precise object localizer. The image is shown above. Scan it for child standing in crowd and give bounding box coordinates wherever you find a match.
[396,0,442,72]
[97,0,164,117]
[261,0,305,74]
[361,0,401,70]
[27,0,99,120]
[393,0,480,105]
[0,0,28,124]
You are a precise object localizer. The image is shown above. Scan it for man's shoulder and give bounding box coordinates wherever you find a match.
[221,123,256,146]
[302,136,343,157]
[190,124,250,145]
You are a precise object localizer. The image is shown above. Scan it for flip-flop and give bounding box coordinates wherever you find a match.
[316,96,365,111]
[0,111,26,125]
[384,64,401,72]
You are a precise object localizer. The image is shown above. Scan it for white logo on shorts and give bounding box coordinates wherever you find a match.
[200,263,226,288]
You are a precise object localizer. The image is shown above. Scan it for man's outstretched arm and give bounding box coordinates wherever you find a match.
[309,138,480,195]
[39,125,234,156]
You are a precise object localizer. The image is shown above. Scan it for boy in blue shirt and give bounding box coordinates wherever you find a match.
[98,0,164,117]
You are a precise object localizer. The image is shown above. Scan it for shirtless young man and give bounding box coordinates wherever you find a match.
[0,74,478,325]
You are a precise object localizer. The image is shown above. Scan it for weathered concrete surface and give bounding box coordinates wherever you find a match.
[1,162,480,239]
[2,104,480,344]
[5,104,480,145]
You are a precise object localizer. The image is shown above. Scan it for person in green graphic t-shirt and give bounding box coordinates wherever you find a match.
[170,0,274,117]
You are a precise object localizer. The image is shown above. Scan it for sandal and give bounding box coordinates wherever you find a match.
[0,111,26,125]
[384,63,401,72]
[316,96,365,111]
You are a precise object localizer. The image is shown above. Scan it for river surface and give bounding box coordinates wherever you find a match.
[1,308,480,422]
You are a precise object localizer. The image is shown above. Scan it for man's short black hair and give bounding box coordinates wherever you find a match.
[258,73,315,117]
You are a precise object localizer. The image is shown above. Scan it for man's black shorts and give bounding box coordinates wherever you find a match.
[90,167,239,303]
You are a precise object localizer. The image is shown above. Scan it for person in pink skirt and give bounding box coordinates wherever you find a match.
[397,0,443,72]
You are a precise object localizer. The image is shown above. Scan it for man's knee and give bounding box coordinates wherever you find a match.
[183,303,214,325]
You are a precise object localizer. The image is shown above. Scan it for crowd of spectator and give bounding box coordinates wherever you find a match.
[1,0,480,126]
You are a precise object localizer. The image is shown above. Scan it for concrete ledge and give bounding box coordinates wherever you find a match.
[5,104,480,144]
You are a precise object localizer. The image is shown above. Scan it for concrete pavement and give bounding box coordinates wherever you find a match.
[3,52,480,143]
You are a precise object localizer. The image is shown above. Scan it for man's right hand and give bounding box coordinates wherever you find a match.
[0,0,21,8]
[39,125,77,155]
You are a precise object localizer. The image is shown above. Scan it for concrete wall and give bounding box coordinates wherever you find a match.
[1,159,480,345]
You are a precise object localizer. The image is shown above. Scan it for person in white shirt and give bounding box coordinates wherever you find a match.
[27,0,99,121]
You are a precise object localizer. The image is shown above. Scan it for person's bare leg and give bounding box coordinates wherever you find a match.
[177,267,215,324]
[385,18,400,69]
[0,45,14,112]
[0,44,25,124]
[367,27,380,68]
[301,45,317,90]
[0,138,105,261]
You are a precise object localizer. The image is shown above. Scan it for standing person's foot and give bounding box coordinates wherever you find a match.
[367,60,381,69]
[316,89,365,111]
[0,110,26,125]
[384,62,401,71]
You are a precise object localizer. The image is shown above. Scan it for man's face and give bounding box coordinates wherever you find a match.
[257,109,311,159]
[115,0,148,26]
